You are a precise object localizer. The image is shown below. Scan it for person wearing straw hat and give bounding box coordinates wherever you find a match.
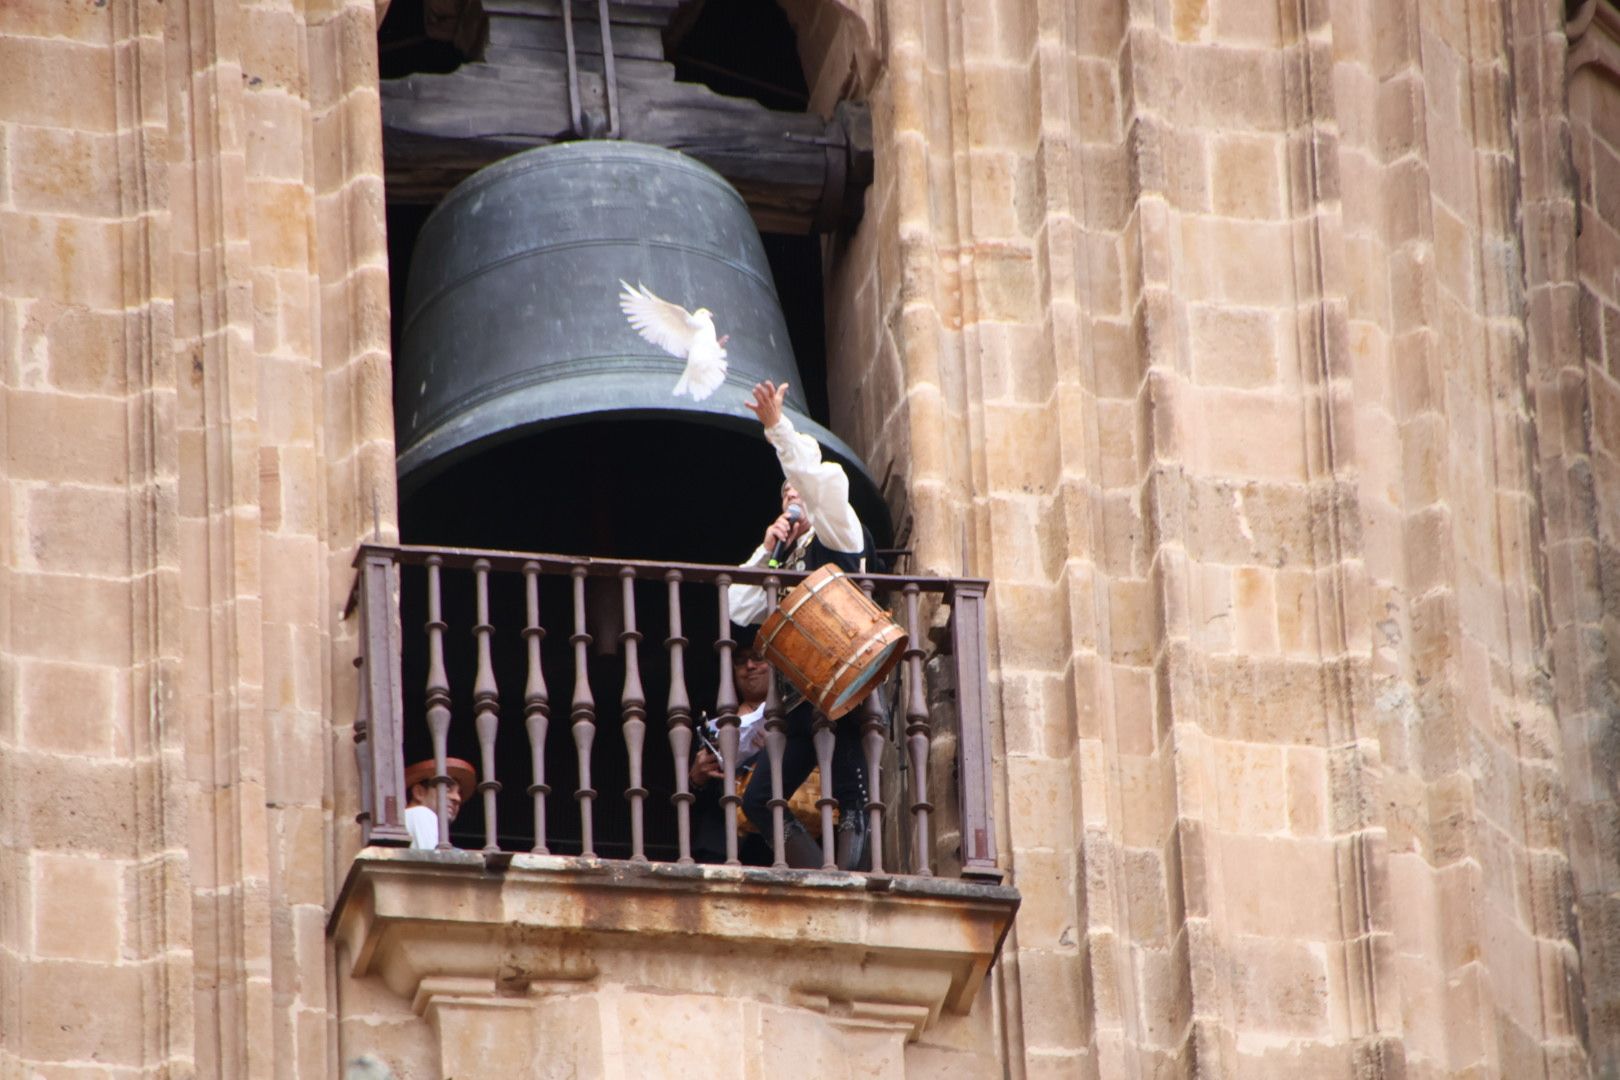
[402,757,476,850]
[728,380,877,871]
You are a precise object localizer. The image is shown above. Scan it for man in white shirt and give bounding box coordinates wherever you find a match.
[727,381,877,870]
[726,383,873,624]
[402,757,476,849]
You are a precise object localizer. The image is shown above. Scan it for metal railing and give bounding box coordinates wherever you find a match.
[350,543,1000,880]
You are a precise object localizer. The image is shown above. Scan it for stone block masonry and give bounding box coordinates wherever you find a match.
[2,0,1618,1076]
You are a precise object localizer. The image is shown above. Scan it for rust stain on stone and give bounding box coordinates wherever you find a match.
[1174,0,1208,41]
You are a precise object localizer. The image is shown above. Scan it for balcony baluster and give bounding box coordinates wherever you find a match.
[664,570,695,864]
[858,577,887,876]
[903,583,933,876]
[812,710,837,872]
[620,567,649,863]
[349,544,996,880]
[714,576,741,866]
[760,578,788,867]
[472,560,503,852]
[522,562,551,854]
[424,556,453,849]
[570,565,597,857]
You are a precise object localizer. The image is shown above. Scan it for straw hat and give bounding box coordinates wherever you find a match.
[403,757,476,799]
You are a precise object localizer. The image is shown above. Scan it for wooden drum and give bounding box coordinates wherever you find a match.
[759,564,908,720]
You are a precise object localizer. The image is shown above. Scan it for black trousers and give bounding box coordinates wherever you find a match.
[739,701,867,840]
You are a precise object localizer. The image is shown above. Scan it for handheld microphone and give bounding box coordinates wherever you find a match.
[768,504,804,568]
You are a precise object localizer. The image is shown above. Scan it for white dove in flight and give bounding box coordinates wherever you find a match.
[617,280,730,402]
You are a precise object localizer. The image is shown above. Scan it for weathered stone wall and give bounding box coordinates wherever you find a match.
[0,1,193,1072]
[2,0,1617,1077]
[1,0,394,1075]
[1336,1,1583,1074]
[822,0,1598,1077]
[1560,3,1620,1072]
[166,0,396,1074]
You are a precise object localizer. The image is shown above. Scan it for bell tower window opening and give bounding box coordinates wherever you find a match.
[376,0,879,859]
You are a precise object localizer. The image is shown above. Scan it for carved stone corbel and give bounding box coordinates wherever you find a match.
[329,850,1019,1078]
[1568,0,1620,83]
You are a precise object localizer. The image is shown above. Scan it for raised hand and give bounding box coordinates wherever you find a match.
[744,380,790,429]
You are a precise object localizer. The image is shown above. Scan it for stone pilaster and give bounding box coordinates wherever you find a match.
[1338,0,1585,1075]
[1556,1,1620,1071]
[1109,2,1403,1074]
[0,0,195,1073]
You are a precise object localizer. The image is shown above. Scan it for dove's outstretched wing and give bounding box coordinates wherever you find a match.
[618,280,729,402]
[619,281,696,357]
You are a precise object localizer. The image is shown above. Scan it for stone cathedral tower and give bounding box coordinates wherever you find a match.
[1,1,1617,1078]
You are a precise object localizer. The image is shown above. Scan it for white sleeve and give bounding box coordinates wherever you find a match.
[735,703,768,756]
[726,544,771,626]
[764,416,865,554]
[405,804,439,849]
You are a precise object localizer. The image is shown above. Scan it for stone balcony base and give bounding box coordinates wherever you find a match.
[330,849,1019,1079]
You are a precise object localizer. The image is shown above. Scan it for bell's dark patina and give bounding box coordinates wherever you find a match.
[395,140,888,538]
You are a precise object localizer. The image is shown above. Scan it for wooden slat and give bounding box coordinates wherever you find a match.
[949,583,1002,881]
[381,74,846,233]
[380,0,872,233]
[355,542,977,595]
[359,553,409,844]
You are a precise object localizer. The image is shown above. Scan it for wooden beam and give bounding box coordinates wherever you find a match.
[381,0,871,232]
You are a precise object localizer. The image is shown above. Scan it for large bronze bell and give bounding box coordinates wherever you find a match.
[394,141,889,557]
